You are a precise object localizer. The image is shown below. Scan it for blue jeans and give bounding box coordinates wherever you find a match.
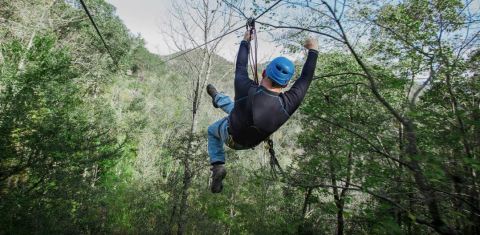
[207,93,235,164]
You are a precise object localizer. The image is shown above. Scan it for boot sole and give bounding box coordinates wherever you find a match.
[211,169,227,193]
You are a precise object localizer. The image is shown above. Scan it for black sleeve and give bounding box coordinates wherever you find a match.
[234,40,254,99]
[283,49,318,115]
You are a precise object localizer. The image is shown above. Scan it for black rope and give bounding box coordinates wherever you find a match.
[246,0,283,83]
[247,0,284,177]
[266,138,285,179]
[78,0,118,67]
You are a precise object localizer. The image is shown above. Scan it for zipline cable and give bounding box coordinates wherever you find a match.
[164,0,283,63]
[163,25,245,63]
[78,0,118,67]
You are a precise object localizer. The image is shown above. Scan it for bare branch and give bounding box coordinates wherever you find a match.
[256,21,345,43]
[314,116,413,170]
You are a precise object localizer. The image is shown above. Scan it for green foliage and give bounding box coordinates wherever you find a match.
[0,34,123,233]
[286,0,480,234]
[1,0,478,234]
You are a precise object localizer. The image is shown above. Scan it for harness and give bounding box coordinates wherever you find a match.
[248,87,284,178]
[225,87,284,178]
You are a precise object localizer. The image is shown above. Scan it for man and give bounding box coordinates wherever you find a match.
[206,30,318,193]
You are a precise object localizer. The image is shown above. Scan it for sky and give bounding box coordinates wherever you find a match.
[105,0,291,62]
[105,0,480,63]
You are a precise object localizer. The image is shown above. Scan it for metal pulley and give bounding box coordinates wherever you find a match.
[247,17,255,29]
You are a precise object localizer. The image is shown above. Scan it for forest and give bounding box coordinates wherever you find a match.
[0,0,479,234]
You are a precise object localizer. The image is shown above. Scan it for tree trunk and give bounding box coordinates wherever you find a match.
[166,1,234,233]
[336,206,345,235]
[301,187,313,219]
[176,116,196,235]
[403,121,457,235]
[177,156,192,235]
[445,72,479,234]
[326,134,345,235]
[337,16,457,233]
[298,187,313,234]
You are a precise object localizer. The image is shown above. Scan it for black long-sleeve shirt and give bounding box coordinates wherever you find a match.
[228,40,318,147]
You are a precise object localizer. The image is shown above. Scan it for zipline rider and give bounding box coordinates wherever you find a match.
[206,30,318,193]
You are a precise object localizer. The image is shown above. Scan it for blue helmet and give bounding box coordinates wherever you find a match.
[265,57,295,86]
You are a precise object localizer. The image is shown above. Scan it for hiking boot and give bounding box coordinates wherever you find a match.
[210,164,227,193]
[206,84,219,108]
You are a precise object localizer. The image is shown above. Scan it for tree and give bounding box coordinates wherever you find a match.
[0,0,134,232]
[0,34,125,233]
[233,0,479,233]
[163,0,236,233]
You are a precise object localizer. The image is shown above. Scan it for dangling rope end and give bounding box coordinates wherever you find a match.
[266,138,284,179]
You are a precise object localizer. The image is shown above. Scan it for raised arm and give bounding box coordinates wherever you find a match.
[234,31,255,98]
[283,38,319,115]
[235,41,250,79]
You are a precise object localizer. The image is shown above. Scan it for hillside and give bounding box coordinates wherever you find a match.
[1,0,479,234]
